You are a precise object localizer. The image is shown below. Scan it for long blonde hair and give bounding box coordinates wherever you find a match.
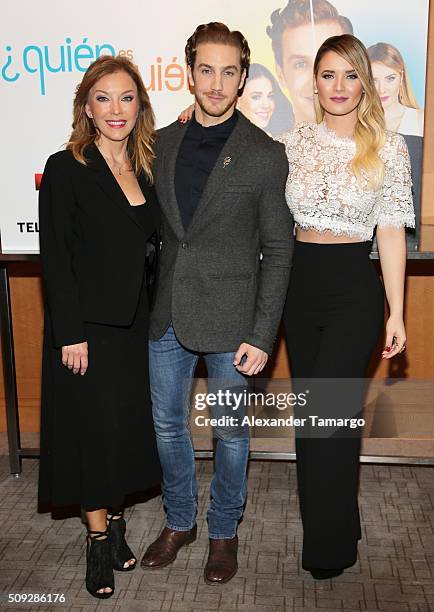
[67,55,156,181]
[367,42,419,109]
[313,34,385,190]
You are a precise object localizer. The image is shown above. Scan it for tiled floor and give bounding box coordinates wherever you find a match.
[0,456,432,611]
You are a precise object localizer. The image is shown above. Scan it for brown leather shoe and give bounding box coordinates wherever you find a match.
[204,536,238,584]
[140,525,197,569]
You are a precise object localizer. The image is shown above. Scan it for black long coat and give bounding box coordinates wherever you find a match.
[38,144,161,511]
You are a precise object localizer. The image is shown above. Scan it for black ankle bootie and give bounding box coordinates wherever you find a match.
[86,529,114,599]
[108,512,136,572]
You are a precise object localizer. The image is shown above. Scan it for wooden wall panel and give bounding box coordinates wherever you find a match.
[1,262,434,434]
[422,2,434,222]
[1,7,434,437]
[0,265,44,432]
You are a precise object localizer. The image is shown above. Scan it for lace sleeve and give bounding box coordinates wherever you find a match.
[377,133,415,229]
[274,127,300,173]
[273,131,289,145]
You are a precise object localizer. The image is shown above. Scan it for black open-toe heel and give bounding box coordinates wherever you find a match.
[107,512,137,572]
[86,529,114,599]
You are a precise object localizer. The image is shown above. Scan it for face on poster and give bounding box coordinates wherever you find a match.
[0,0,429,252]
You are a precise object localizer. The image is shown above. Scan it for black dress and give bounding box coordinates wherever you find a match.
[38,149,162,512]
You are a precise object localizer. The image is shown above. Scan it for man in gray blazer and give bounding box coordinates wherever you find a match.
[141,22,293,584]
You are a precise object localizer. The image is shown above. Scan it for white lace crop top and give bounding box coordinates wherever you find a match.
[276,121,415,241]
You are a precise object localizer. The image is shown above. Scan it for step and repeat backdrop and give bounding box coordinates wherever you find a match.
[0,0,430,253]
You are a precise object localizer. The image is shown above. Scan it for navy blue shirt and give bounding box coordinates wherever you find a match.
[175,111,238,230]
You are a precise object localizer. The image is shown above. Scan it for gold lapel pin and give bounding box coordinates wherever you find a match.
[223,156,232,168]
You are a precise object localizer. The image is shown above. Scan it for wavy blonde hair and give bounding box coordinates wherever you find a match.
[67,55,155,181]
[367,42,419,109]
[313,34,386,190]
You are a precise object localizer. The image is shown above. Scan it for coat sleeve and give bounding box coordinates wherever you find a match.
[244,142,294,355]
[38,154,86,348]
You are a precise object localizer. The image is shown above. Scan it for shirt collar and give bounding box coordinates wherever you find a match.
[189,110,238,138]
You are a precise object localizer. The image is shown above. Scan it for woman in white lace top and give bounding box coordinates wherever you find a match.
[278,34,415,580]
[279,120,414,240]
[177,32,415,582]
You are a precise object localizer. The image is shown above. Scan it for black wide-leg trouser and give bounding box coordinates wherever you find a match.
[283,240,384,570]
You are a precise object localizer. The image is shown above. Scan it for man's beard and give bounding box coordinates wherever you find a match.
[195,90,237,118]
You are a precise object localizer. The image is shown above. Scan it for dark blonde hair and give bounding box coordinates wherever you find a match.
[314,34,386,190]
[185,22,250,76]
[67,55,156,181]
[367,42,419,109]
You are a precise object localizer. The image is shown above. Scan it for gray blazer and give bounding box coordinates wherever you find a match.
[150,110,294,355]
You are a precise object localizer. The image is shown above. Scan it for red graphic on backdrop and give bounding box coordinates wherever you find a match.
[35,174,43,190]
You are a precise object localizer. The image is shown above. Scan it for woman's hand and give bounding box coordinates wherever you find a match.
[382,316,406,359]
[62,341,88,375]
[178,103,195,123]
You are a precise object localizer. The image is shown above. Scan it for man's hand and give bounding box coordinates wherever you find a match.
[61,341,88,375]
[233,343,268,376]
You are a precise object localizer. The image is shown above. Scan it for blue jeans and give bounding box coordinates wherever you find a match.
[149,324,249,539]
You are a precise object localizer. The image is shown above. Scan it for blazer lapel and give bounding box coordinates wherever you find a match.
[137,171,155,207]
[186,111,251,234]
[85,143,145,231]
[158,122,188,240]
